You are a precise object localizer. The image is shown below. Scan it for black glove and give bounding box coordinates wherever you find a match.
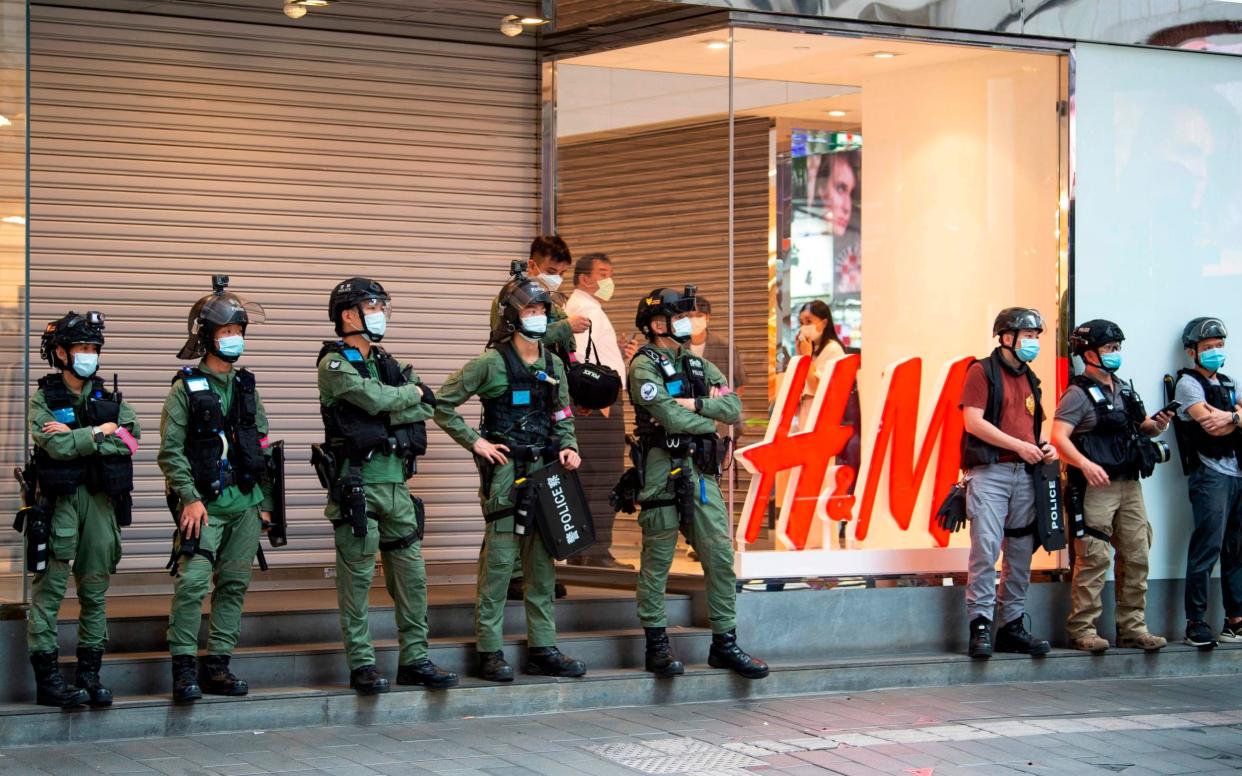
[935,482,968,534]
[417,382,437,408]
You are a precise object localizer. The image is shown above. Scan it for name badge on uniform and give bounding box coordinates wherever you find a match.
[52,406,76,425]
[512,389,532,406]
[342,348,364,363]
[184,377,210,393]
[667,379,685,397]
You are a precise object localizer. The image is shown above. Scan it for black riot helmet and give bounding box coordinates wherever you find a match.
[636,286,698,343]
[992,307,1045,338]
[492,261,552,345]
[40,310,105,371]
[1182,316,1228,348]
[177,275,265,361]
[329,276,391,341]
[1069,319,1125,356]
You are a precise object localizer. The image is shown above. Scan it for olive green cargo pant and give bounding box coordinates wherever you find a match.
[636,450,737,634]
[329,482,429,670]
[28,488,121,653]
[167,505,261,657]
[476,457,557,652]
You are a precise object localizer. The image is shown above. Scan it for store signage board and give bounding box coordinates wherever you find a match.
[734,353,976,578]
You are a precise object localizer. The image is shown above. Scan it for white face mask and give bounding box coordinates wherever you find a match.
[799,323,822,342]
[541,273,563,293]
[363,311,388,341]
[520,314,548,340]
[594,277,615,302]
[690,317,708,337]
[671,316,694,342]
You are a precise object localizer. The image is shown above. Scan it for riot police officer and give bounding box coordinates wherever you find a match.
[22,311,139,707]
[1051,320,1171,653]
[1172,317,1242,648]
[435,272,586,682]
[160,277,274,702]
[627,287,768,680]
[316,277,457,694]
[960,308,1056,659]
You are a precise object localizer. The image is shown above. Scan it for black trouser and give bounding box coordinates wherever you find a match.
[573,398,625,560]
[1185,465,1242,622]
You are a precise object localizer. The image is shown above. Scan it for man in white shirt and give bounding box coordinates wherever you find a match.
[565,253,635,569]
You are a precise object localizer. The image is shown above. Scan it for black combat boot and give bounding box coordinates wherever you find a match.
[707,630,769,679]
[171,654,202,703]
[30,650,87,708]
[199,654,249,696]
[968,616,993,659]
[525,646,587,677]
[478,650,514,683]
[349,664,390,695]
[644,627,684,677]
[74,646,113,707]
[995,616,1051,656]
[397,659,459,689]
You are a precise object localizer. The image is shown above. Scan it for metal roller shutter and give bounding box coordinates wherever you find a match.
[23,2,539,572]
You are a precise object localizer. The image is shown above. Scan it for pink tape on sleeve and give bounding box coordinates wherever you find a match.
[552,407,574,421]
[259,436,271,449]
[115,426,139,455]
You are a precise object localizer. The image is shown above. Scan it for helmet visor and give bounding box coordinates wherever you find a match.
[1198,318,1227,341]
[356,296,391,320]
[199,293,265,326]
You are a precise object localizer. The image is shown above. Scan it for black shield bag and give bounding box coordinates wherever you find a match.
[1033,460,1067,552]
[567,325,621,410]
[527,461,597,560]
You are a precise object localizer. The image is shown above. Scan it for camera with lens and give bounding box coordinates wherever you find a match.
[86,310,105,328]
[509,259,528,280]
[1133,436,1171,478]
[212,274,230,293]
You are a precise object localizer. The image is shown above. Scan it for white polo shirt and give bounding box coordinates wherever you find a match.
[565,288,626,389]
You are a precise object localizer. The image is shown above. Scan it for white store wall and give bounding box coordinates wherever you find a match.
[1075,42,1242,580]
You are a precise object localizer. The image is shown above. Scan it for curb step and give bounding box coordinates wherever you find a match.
[6,643,1240,748]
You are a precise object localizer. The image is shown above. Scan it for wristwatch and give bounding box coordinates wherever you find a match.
[694,397,704,413]
[91,426,105,445]
[1232,412,1239,427]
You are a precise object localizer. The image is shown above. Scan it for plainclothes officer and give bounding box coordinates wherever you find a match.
[960,307,1057,659]
[317,277,457,695]
[629,287,768,680]
[1173,317,1242,648]
[435,274,586,683]
[24,312,139,707]
[1052,320,1171,653]
[160,277,274,703]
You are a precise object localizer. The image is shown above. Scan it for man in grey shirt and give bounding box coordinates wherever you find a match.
[1172,317,1242,648]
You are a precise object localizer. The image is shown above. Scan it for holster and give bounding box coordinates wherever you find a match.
[340,464,368,538]
[14,504,50,574]
[165,490,214,578]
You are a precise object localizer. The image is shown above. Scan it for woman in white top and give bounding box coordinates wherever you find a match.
[795,300,846,429]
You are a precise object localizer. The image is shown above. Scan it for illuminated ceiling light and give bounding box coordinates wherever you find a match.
[871,51,899,59]
[500,14,548,36]
[283,3,307,19]
[705,39,729,50]
[518,16,549,25]
[827,110,848,117]
[292,0,332,5]
[3,215,26,225]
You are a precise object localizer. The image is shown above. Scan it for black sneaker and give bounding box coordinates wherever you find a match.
[1185,620,1218,649]
[396,659,459,689]
[995,615,1050,656]
[968,616,993,659]
[349,665,390,695]
[1219,620,1242,644]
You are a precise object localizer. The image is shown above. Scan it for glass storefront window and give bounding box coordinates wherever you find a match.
[553,25,1068,580]
[0,0,28,605]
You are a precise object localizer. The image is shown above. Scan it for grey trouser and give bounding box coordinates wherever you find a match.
[965,462,1037,624]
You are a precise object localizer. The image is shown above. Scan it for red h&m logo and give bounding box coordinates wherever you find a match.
[735,353,973,550]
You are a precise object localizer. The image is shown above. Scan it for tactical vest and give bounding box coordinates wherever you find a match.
[319,341,427,467]
[481,341,557,454]
[631,346,710,444]
[961,348,1043,469]
[173,366,266,503]
[1176,368,1242,463]
[33,373,133,499]
[1068,375,1146,481]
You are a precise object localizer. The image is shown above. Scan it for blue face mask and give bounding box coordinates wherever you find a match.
[216,335,245,361]
[1016,338,1040,363]
[519,314,548,340]
[1199,347,1227,372]
[363,312,387,341]
[72,353,99,378]
[1099,352,1123,372]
